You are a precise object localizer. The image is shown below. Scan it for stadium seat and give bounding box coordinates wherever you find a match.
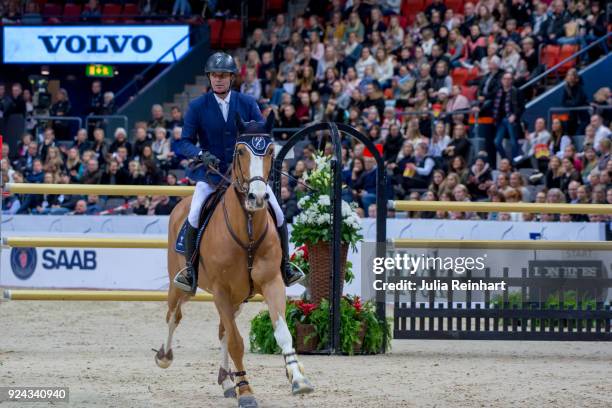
[223,19,243,48]
[466,67,480,82]
[451,67,469,87]
[266,0,284,13]
[209,19,223,47]
[102,4,122,23]
[401,0,425,16]
[42,3,62,22]
[540,45,560,70]
[398,15,409,29]
[123,3,139,20]
[461,85,478,101]
[446,0,464,13]
[63,3,82,23]
[557,44,579,75]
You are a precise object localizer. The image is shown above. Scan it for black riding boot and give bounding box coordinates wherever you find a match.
[173,223,199,295]
[278,221,305,286]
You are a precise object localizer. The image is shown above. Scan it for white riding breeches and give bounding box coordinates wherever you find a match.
[187,181,285,228]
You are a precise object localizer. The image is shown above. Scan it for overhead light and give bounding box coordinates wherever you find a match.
[41,65,50,76]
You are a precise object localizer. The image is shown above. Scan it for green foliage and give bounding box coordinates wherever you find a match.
[249,302,298,354]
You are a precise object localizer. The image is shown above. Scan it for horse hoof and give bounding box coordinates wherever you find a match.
[154,345,173,369]
[292,378,314,395]
[238,395,258,408]
[224,387,237,398]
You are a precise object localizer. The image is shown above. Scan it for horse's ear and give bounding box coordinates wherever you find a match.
[235,113,245,133]
[264,112,275,134]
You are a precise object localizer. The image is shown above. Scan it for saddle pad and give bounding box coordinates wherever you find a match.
[175,182,228,254]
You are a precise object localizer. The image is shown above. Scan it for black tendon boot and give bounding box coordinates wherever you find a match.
[278,221,305,286]
[173,223,199,295]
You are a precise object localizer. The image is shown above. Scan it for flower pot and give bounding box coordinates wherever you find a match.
[296,323,319,354]
[307,241,349,305]
[352,322,367,354]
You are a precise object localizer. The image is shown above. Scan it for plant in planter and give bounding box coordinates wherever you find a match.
[290,154,363,304]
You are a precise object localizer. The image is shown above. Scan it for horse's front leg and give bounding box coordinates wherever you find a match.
[261,276,314,395]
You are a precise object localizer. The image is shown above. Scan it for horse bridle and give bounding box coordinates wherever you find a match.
[232,134,273,197]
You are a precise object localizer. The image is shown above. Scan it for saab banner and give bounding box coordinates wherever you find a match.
[3,25,189,64]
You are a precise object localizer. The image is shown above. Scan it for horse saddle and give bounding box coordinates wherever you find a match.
[175,182,229,256]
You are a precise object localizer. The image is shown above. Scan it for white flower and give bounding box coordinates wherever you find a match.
[318,195,330,206]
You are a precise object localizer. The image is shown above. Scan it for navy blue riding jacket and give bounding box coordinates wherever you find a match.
[174,91,263,183]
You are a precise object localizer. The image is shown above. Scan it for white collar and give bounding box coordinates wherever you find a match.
[214,90,231,105]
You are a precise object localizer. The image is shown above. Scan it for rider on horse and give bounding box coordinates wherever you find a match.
[172,51,304,294]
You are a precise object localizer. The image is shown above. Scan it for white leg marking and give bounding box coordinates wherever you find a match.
[274,314,305,382]
[220,334,234,391]
[166,310,177,351]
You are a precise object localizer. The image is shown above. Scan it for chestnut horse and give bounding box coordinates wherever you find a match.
[154,114,313,408]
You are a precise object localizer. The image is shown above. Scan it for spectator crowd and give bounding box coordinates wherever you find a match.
[1,0,611,223]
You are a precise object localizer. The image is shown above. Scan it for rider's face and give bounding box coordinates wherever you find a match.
[210,72,232,94]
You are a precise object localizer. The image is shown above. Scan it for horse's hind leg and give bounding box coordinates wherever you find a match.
[218,321,237,398]
[262,278,314,396]
[154,286,185,369]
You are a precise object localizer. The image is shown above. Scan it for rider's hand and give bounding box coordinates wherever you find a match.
[199,151,220,169]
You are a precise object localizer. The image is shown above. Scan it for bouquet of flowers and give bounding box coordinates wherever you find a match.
[290,154,363,250]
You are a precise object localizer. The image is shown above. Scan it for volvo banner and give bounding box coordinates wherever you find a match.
[3,25,190,64]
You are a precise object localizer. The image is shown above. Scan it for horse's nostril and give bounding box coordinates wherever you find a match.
[264,193,270,200]
[247,193,256,200]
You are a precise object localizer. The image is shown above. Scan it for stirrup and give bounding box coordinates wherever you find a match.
[284,262,305,286]
[173,265,196,295]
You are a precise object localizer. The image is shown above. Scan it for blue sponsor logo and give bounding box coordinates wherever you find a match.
[38,35,153,54]
[10,247,37,280]
[42,250,97,270]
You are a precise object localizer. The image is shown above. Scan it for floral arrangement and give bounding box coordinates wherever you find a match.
[249,296,391,355]
[290,154,363,250]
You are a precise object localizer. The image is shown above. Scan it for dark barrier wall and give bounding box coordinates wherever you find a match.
[522,53,612,130]
[118,24,211,128]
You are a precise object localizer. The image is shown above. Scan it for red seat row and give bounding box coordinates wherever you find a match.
[540,44,579,76]
[209,19,243,48]
[41,3,140,23]
[401,0,464,15]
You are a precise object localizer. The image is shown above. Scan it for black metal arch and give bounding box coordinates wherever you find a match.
[272,122,388,354]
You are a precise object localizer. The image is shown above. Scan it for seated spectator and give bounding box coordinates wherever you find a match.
[515,117,551,173]
[127,160,145,184]
[131,196,150,215]
[466,155,493,200]
[109,128,132,157]
[133,126,152,159]
[443,124,471,164]
[26,159,44,184]
[168,106,184,130]
[82,158,103,184]
[100,160,128,185]
[149,195,177,215]
[81,0,101,23]
[148,104,168,130]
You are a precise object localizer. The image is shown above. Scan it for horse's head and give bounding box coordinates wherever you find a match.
[233,113,275,212]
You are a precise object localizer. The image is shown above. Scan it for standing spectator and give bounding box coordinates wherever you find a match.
[591,114,611,152]
[102,92,116,115]
[561,69,588,135]
[5,83,26,116]
[492,72,523,161]
[50,88,71,140]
